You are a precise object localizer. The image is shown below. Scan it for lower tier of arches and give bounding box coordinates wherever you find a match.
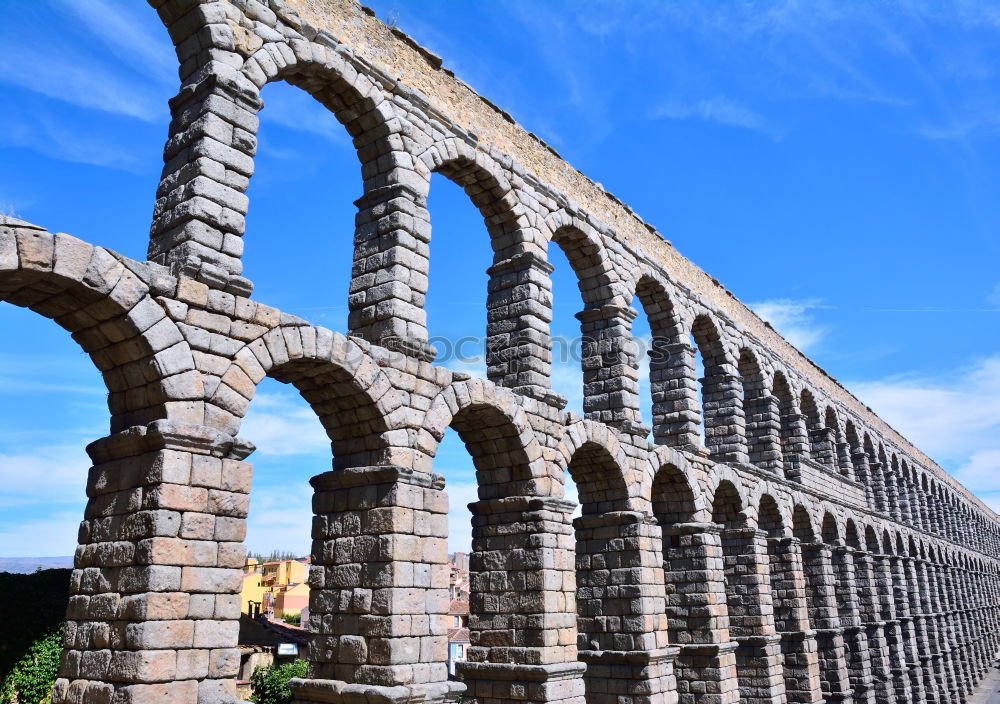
[51,453,1000,704]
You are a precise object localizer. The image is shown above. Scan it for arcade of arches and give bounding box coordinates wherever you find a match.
[2,1,996,703]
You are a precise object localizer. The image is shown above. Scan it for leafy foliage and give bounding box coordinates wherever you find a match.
[280,613,301,626]
[0,570,70,682]
[0,625,64,704]
[249,660,308,704]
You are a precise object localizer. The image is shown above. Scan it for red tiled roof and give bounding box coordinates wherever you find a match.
[447,627,470,642]
[449,599,469,614]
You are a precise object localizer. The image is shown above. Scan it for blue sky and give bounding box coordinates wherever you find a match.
[1,0,999,557]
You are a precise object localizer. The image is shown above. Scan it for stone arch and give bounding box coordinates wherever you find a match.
[634,272,684,343]
[421,141,531,255]
[690,311,730,371]
[0,224,200,432]
[845,519,862,550]
[927,480,939,534]
[827,514,860,635]
[543,212,627,307]
[798,506,851,698]
[634,272,688,446]
[418,144,555,384]
[792,504,816,541]
[799,389,826,466]
[222,325,399,468]
[262,46,398,162]
[881,529,895,556]
[739,346,779,472]
[879,444,899,519]
[560,419,634,514]
[758,494,786,538]
[711,479,746,528]
[821,512,841,544]
[845,420,872,506]
[824,407,851,476]
[542,214,639,424]
[760,492,820,700]
[711,477,785,696]
[864,524,881,554]
[650,460,700,525]
[800,389,821,429]
[419,378,547,499]
[772,370,806,476]
[151,31,405,283]
[892,455,912,523]
[689,312,741,460]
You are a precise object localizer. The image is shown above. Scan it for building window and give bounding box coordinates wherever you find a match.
[453,615,460,627]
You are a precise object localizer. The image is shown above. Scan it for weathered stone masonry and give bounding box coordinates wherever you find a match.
[1,0,997,702]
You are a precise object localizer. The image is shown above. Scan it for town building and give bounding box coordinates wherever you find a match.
[241,556,311,619]
[447,599,470,679]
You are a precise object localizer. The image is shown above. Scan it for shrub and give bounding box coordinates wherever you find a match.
[280,613,301,626]
[249,659,308,704]
[0,570,70,680]
[0,624,64,704]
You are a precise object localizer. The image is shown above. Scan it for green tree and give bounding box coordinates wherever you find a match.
[0,624,64,704]
[249,660,308,704]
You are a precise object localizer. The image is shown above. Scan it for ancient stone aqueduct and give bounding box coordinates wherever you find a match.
[3,0,999,702]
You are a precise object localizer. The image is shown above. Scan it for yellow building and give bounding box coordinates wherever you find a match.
[240,569,265,615]
[241,557,310,618]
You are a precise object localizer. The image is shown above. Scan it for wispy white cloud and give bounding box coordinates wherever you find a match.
[240,390,331,457]
[989,282,1000,308]
[0,444,90,509]
[54,0,176,86]
[443,481,478,553]
[441,353,487,380]
[0,511,83,558]
[245,482,313,556]
[981,494,1000,514]
[260,83,350,144]
[655,96,781,139]
[850,357,1000,517]
[0,374,104,396]
[551,356,584,418]
[917,115,1000,141]
[0,185,38,219]
[851,356,1000,469]
[749,298,828,352]
[0,41,162,122]
[0,113,146,172]
[951,449,1000,496]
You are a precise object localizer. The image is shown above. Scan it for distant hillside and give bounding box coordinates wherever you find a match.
[0,556,73,574]
[0,569,71,680]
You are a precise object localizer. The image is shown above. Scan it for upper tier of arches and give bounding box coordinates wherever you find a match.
[141,0,999,551]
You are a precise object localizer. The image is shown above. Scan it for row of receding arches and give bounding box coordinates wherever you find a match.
[3,214,997,704]
[558,439,999,704]
[145,21,1000,559]
[409,382,1000,704]
[276,333,1000,704]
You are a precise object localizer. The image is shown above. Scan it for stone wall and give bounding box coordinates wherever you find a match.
[0,0,996,702]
